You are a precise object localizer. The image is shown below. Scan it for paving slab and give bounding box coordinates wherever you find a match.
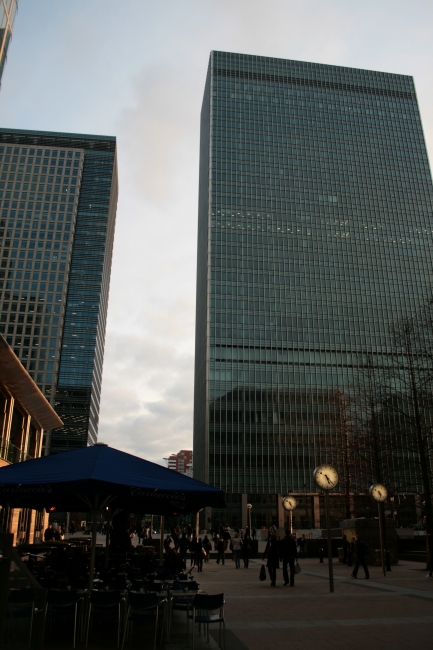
[189,555,433,650]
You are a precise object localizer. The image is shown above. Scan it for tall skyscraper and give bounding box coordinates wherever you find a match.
[194,51,433,528]
[0,128,118,454]
[0,0,18,85]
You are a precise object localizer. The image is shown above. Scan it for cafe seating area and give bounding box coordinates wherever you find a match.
[3,541,225,650]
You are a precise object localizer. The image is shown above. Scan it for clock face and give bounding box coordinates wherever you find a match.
[282,496,297,511]
[313,464,339,490]
[369,483,388,502]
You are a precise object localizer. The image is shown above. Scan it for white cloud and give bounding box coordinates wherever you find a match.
[1,0,433,464]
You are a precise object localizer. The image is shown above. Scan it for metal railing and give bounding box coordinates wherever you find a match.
[0,437,32,464]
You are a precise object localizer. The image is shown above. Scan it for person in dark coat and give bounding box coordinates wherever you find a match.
[242,534,251,568]
[216,536,225,565]
[279,529,298,586]
[163,535,172,553]
[195,538,204,572]
[44,524,55,541]
[351,535,370,579]
[263,533,280,586]
[203,535,212,562]
[223,527,231,550]
[189,536,198,566]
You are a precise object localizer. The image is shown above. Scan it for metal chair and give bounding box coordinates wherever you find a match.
[122,592,166,650]
[168,581,199,640]
[45,589,84,649]
[85,589,125,649]
[6,588,36,648]
[190,593,225,650]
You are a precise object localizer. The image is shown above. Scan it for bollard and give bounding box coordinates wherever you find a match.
[386,550,391,572]
[347,548,353,567]
[319,547,324,563]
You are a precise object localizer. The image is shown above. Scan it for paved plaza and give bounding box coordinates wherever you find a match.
[40,541,433,650]
[180,555,433,650]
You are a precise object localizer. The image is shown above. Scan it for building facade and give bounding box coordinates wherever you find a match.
[167,450,193,476]
[194,51,433,528]
[0,128,118,454]
[0,333,62,543]
[0,0,18,85]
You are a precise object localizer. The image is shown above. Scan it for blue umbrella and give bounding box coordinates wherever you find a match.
[0,444,225,587]
[0,443,225,514]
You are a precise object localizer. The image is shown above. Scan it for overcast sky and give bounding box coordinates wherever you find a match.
[1,1,432,465]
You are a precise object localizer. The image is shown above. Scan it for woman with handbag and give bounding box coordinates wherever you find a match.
[263,533,280,586]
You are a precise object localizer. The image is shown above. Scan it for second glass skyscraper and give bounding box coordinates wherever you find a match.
[194,51,433,528]
[0,128,118,454]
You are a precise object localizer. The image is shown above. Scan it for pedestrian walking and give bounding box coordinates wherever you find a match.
[189,535,198,566]
[216,536,225,565]
[351,535,370,579]
[252,527,256,540]
[203,534,212,562]
[196,538,204,572]
[223,527,231,551]
[263,533,280,587]
[232,532,242,568]
[279,529,298,586]
[242,534,251,568]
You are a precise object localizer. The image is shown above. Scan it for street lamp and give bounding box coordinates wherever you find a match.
[246,503,252,534]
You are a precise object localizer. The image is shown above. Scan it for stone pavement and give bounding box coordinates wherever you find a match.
[187,555,433,650]
[39,547,433,650]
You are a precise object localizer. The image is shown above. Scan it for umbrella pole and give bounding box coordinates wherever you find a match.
[160,516,164,565]
[105,511,111,568]
[88,509,98,591]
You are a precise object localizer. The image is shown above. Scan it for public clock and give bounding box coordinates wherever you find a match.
[369,483,388,502]
[282,496,297,511]
[313,464,339,490]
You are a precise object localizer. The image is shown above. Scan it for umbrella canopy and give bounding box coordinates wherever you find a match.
[0,444,226,515]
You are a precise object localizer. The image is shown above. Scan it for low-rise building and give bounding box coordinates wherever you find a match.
[167,450,193,476]
[0,333,62,543]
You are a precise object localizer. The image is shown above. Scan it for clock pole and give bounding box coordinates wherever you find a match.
[289,510,293,535]
[325,490,334,593]
[378,501,386,577]
[369,484,388,578]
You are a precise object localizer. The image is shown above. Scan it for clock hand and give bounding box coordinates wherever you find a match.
[324,474,332,484]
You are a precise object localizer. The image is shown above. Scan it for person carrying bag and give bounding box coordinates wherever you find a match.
[279,528,298,586]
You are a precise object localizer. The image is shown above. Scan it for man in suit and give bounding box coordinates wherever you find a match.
[279,529,298,586]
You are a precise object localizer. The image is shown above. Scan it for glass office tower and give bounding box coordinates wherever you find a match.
[194,51,433,528]
[0,0,18,85]
[0,128,118,454]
